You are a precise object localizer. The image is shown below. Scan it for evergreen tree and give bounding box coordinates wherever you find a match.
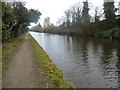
[104,1,116,29]
[94,8,100,22]
[82,0,90,23]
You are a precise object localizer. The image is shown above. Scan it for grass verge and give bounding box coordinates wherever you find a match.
[2,33,26,71]
[29,33,74,88]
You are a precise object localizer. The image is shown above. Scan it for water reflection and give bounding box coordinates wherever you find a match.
[30,32,119,88]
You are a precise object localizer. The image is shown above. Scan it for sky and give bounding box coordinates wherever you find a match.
[23,0,119,28]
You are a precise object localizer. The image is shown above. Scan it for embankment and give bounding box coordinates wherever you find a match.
[29,33,74,88]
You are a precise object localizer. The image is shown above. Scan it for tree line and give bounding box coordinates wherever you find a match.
[32,1,120,40]
[1,1,41,42]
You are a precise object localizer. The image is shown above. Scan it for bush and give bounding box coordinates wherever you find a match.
[102,28,120,39]
[111,28,120,39]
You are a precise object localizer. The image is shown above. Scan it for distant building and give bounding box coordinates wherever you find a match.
[43,17,50,28]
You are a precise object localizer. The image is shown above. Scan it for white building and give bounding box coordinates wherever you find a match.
[43,17,50,28]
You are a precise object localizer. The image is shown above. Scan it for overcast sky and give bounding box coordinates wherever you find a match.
[24,0,119,27]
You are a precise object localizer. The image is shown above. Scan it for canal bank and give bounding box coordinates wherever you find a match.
[29,33,74,88]
[31,27,120,40]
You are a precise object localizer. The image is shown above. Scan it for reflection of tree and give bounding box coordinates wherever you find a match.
[79,38,90,72]
[99,40,117,66]
[97,40,119,84]
[67,36,90,71]
[63,35,71,54]
[66,36,119,87]
[75,36,118,84]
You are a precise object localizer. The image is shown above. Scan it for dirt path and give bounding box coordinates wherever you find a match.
[3,33,39,88]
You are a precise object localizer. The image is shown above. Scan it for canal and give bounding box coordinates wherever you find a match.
[30,31,119,88]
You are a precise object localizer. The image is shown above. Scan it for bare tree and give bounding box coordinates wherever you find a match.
[64,9,71,27]
[70,2,83,26]
[56,16,66,27]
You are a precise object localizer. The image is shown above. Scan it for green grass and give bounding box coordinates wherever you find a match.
[2,33,26,71]
[29,34,74,88]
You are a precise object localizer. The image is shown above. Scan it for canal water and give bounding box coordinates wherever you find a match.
[30,31,119,88]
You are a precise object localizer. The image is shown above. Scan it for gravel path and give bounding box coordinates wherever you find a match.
[3,33,39,88]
